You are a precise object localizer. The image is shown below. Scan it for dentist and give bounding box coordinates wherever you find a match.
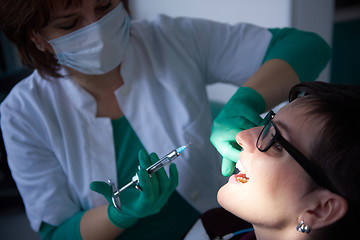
[0,0,331,239]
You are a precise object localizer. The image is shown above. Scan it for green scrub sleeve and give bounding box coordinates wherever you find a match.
[39,211,84,240]
[263,28,332,82]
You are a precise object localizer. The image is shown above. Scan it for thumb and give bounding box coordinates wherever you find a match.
[90,181,113,201]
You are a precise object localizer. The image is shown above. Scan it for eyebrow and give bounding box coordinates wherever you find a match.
[50,0,106,22]
[273,120,293,141]
[52,13,77,22]
[50,0,85,22]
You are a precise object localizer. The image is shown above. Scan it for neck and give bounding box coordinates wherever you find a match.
[70,66,124,119]
[70,66,123,96]
[254,225,309,240]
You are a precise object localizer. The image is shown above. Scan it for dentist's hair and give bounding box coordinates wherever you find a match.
[289,81,360,239]
[0,0,130,78]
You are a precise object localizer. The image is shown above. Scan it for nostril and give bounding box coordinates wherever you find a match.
[230,141,242,151]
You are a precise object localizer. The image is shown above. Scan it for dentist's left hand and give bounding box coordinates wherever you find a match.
[90,149,178,229]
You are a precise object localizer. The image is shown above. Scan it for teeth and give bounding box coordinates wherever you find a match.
[236,161,246,174]
[236,175,249,183]
[235,161,248,183]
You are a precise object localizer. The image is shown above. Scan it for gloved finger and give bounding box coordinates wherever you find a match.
[235,115,262,130]
[159,163,178,201]
[138,149,152,169]
[221,158,236,177]
[148,153,161,196]
[138,151,159,199]
[148,153,161,182]
[89,181,113,203]
[212,107,262,135]
[227,102,263,126]
[214,139,242,163]
[120,188,150,218]
[168,163,179,192]
[211,126,240,141]
[221,114,260,133]
[149,153,170,194]
[148,152,159,164]
[156,163,178,200]
[211,117,258,163]
[137,168,157,203]
[151,163,178,213]
[210,127,239,148]
[241,111,264,126]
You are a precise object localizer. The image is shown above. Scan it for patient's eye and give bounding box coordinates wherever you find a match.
[272,141,283,153]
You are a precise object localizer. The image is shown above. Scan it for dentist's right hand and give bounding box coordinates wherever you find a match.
[210,87,265,177]
[90,149,178,229]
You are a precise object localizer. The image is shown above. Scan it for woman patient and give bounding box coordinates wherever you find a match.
[186,81,360,240]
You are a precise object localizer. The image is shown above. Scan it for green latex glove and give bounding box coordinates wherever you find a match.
[210,87,266,176]
[90,149,178,229]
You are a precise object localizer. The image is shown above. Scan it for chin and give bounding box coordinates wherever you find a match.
[217,183,245,219]
[217,183,230,208]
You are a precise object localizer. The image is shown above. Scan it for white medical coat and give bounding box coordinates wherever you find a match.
[0,15,272,231]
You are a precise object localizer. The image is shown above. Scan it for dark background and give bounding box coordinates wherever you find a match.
[0,0,359,239]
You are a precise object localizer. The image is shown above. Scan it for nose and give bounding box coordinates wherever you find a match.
[235,127,262,153]
[82,13,101,27]
[81,7,110,27]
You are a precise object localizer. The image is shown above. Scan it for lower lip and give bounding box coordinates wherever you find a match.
[229,174,241,184]
[228,174,249,184]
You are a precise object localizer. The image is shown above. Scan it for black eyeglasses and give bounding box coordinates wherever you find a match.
[256,111,337,193]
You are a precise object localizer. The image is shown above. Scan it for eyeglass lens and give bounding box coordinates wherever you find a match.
[257,122,276,152]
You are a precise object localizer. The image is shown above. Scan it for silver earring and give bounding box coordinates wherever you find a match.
[296,221,311,233]
[37,44,44,50]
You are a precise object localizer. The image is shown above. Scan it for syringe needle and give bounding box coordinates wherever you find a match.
[176,142,191,155]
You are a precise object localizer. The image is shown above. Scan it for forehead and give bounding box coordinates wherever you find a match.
[36,0,83,27]
[50,0,83,9]
[274,102,322,156]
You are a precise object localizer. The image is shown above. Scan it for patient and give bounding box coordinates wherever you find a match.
[186,81,360,240]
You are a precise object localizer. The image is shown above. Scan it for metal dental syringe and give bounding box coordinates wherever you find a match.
[108,144,190,211]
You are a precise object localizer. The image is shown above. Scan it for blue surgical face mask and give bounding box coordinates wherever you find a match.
[48,3,130,75]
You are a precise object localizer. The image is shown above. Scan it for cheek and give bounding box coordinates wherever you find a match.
[217,156,308,219]
[250,160,311,218]
[251,152,304,188]
[44,42,56,54]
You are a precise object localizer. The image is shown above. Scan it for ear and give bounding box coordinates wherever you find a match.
[30,31,49,52]
[300,190,348,230]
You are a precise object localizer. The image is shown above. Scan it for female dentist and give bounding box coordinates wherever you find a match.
[0,0,331,239]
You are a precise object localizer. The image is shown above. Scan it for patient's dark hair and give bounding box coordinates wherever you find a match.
[289,81,360,239]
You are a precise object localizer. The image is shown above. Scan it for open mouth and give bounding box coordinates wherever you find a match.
[235,172,249,183]
[235,160,249,183]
